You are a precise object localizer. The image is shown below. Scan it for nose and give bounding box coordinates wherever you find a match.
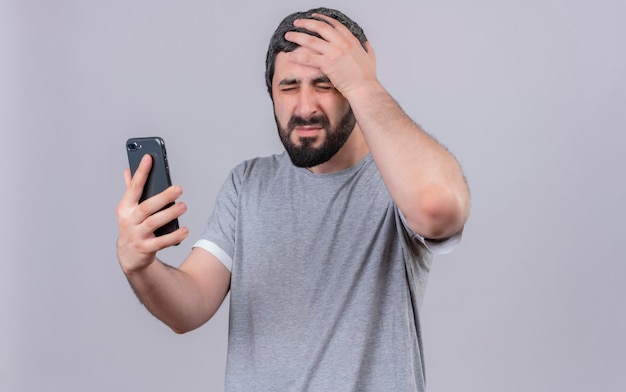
[294,88,318,119]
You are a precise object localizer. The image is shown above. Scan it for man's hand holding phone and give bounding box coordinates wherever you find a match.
[116,153,189,275]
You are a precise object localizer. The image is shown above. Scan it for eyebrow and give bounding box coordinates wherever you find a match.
[278,78,299,86]
[312,76,331,84]
[278,76,332,86]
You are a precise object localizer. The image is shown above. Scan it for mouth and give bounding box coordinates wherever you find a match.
[294,126,323,138]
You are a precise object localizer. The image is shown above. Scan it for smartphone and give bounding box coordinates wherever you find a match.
[126,137,180,238]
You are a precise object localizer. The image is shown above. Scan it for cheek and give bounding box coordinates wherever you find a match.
[273,100,291,127]
[323,96,350,122]
[327,106,350,128]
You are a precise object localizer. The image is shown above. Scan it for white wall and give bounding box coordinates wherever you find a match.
[2,0,624,391]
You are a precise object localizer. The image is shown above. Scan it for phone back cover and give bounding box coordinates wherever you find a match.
[126,137,179,238]
[126,137,172,203]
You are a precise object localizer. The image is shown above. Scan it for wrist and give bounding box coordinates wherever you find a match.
[343,79,385,102]
[120,255,158,277]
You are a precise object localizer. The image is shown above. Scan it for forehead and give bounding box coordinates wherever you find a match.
[273,47,326,85]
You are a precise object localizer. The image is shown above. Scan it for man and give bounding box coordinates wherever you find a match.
[116,7,470,392]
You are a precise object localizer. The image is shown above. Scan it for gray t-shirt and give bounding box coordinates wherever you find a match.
[195,152,460,392]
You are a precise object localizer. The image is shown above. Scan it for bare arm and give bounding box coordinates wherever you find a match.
[344,82,470,239]
[123,249,230,334]
[116,154,230,333]
[285,16,470,239]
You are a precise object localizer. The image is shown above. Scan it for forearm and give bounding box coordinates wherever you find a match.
[124,259,209,334]
[347,81,470,238]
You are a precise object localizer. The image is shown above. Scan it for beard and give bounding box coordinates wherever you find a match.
[275,107,357,168]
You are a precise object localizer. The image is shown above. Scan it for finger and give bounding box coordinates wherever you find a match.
[146,225,190,250]
[123,168,131,187]
[309,13,350,38]
[290,18,342,49]
[121,154,152,207]
[129,153,152,190]
[365,41,376,63]
[300,15,360,47]
[142,200,187,236]
[284,45,324,69]
[136,185,184,222]
[284,29,331,56]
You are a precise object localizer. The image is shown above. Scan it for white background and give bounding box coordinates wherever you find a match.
[1,0,625,391]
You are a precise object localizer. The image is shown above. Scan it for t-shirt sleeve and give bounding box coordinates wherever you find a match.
[192,165,244,271]
[396,206,463,255]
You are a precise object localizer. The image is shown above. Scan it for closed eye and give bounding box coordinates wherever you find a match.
[278,78,300,93]
[312,76,335,91]
[280,86,298,92]
[315,83,334,91]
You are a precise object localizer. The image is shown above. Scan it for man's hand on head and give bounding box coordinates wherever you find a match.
[283,14,377,98]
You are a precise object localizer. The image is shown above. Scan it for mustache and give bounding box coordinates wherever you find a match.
[287,114,330,131]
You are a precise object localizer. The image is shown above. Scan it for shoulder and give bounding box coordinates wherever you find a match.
[225,152,290,190]
[231,152,287,176]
